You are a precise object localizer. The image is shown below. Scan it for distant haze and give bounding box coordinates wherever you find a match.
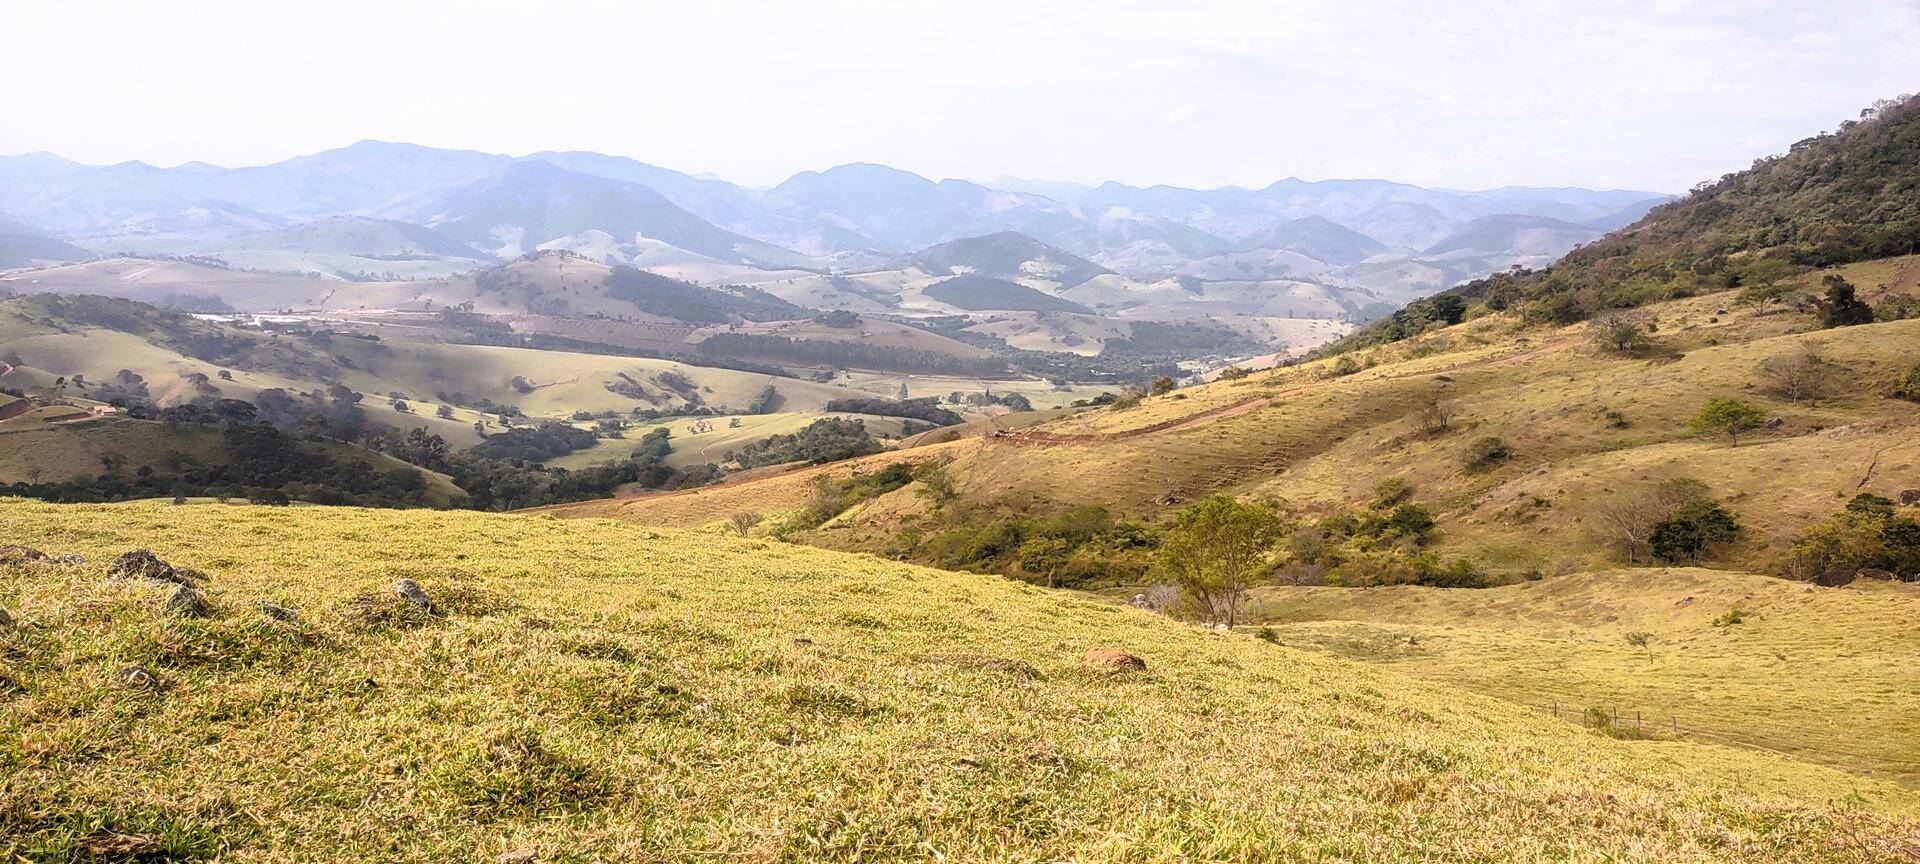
[2,0,1917,192]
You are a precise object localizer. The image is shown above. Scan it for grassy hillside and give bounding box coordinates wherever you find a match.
[1344,94,1920,347]
[1254,567,1920,787]
[598,256,1917,578]
[0,414,465,505]
[1,498,1915,861]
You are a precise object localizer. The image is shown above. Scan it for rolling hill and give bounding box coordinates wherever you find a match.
[922,273,1093,313]
[905,231,1111,289]
[0,498,1911,861]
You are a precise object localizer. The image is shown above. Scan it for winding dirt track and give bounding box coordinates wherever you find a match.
[996,337,1576,447]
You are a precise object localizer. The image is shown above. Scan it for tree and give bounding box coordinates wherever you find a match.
[1816,275,1874,328]
[1757,345,1837,405]
[1588,477,1711,563]
[1152,495,1282,629]
[1687,398,1768,444]
[1649,500,1741,563]
[1150,375,1177,396]
[1589,310,1655,354]
[727,511,763,537]
[1016,536,1072,588]
[436,404,456,419]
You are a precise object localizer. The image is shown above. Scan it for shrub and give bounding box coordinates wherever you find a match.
[1890,362,1920,402]
[1463,436,1512,471]
[1371,477,1415,509]
[1757,346,1838,405]
[1785,493,1920,581]
[1416,397,1456,435]
[1649,500,1741,563]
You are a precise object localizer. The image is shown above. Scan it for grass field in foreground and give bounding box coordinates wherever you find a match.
[1,500,1917,862]
[1254,568,1920,789]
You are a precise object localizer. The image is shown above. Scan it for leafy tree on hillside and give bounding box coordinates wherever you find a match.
[1153,495,1283,629]
[1589,310,1656,355]
[1786,493,1920,581]
[1649,500,1742,564]
[1588,477,1712,563]
[1816,275,1875,328]
[1687,398,1768,444]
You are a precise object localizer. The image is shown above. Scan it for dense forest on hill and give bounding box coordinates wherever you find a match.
[602,265,807,323]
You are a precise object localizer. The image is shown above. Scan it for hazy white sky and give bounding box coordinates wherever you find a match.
[3,0,1916,192]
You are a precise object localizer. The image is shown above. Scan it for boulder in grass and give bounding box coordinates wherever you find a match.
[107,549,200,585]
[1084,647,1147,671]
[0,546,46,566]
[1899,489,1920,507]
[257,601,300,623]
[394,579,434,612]
[164,583,211,618]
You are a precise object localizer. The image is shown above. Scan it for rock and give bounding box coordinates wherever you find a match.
[496,850,537,864]
[120,665,160,690]
[1856,568,1897,581]
[164,583,211,617]
[393,579,434,612]
[518,616,554,630]
[51,554,85,566]
[1765,417,1784,429]
[107,549,198,585]
[1814,568,1856,587]
[1898,489,1920,507]
[0,546,46,566]
[1084,647,1147,671]
[257,601,299,622]
[1128,593,1150,609]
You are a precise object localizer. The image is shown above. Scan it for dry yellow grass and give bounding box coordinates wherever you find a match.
[1253,568,1920,788]
[1,498,1917,861]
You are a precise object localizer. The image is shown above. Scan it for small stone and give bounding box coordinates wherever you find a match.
[164,583,211,618]
[393,579,434,612]
[497,850,537,864]
[518,616,553,630]
[1084,646,1147,671]
[257,601,300,622]
[52,554,85,566]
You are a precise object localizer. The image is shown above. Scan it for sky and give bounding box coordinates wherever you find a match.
[2,0,1917,194]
